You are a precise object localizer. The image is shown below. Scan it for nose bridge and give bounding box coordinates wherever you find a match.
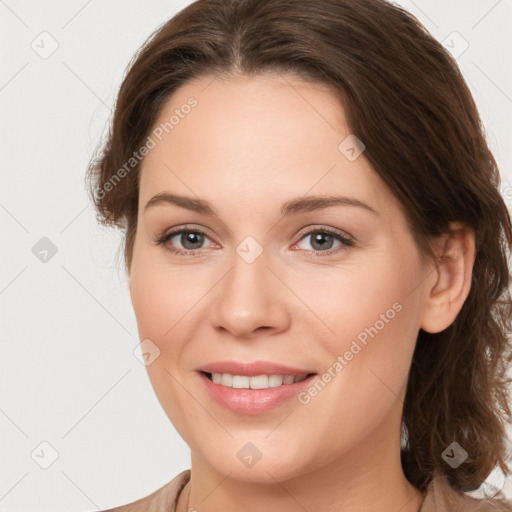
[209,238,289,337]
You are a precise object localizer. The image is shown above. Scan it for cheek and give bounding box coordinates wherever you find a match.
[303,248,423,385]
[129,244,200,343]
[288,255,423,457]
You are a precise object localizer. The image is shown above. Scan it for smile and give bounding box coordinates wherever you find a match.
[197,363,318,415]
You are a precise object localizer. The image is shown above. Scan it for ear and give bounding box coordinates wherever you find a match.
[420,222,476,334]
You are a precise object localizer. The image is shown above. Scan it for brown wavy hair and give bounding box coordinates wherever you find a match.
[86,0,512,497]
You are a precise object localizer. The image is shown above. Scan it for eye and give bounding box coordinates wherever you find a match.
[154,225,215,255]
[293,227,354,256]
[171,231,207,250]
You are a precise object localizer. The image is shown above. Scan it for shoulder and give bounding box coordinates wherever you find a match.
[100,469,191,512]
[421,472,512,512]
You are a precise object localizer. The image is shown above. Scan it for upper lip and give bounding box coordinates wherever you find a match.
[197,361,316,378]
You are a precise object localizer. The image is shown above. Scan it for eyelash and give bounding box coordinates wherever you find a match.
[153,224,355,258]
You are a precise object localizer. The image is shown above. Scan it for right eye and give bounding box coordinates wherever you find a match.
[155,227,215,255]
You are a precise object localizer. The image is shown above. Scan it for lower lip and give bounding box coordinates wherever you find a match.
[198,372,317,415]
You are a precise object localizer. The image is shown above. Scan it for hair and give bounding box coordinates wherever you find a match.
[86,0,512,497]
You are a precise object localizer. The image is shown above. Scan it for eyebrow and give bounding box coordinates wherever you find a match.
[144,192,378,217]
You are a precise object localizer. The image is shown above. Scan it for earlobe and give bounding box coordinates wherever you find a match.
[420,222,476,334]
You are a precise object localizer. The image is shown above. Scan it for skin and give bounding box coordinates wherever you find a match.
[128,72,476,512]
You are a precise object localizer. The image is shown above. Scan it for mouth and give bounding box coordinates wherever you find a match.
[196,361,318,415]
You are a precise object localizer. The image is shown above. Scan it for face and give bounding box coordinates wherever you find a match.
[129,72,432,483]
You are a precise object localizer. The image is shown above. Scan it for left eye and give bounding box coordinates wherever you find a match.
[295,230,353,253]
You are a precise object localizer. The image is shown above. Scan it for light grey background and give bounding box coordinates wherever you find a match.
[1,1,511,510]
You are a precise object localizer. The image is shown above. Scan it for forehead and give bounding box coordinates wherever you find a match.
[138,73,396,220]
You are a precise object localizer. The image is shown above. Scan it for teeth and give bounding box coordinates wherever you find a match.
[283,375,295,385]
[233,375,250,388]
[209,373,307,389]
[268,375,283,387]
[248,375,268,389]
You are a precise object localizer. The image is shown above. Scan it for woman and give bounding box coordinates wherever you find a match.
[87,0,512,510]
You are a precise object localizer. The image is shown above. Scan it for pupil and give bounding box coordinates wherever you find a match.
[182,232,203,249]
[312,233,333,251]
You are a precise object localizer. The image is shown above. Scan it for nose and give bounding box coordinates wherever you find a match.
[209,248,290,339]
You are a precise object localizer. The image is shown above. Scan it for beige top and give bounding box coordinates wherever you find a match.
[101,469,512,511]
